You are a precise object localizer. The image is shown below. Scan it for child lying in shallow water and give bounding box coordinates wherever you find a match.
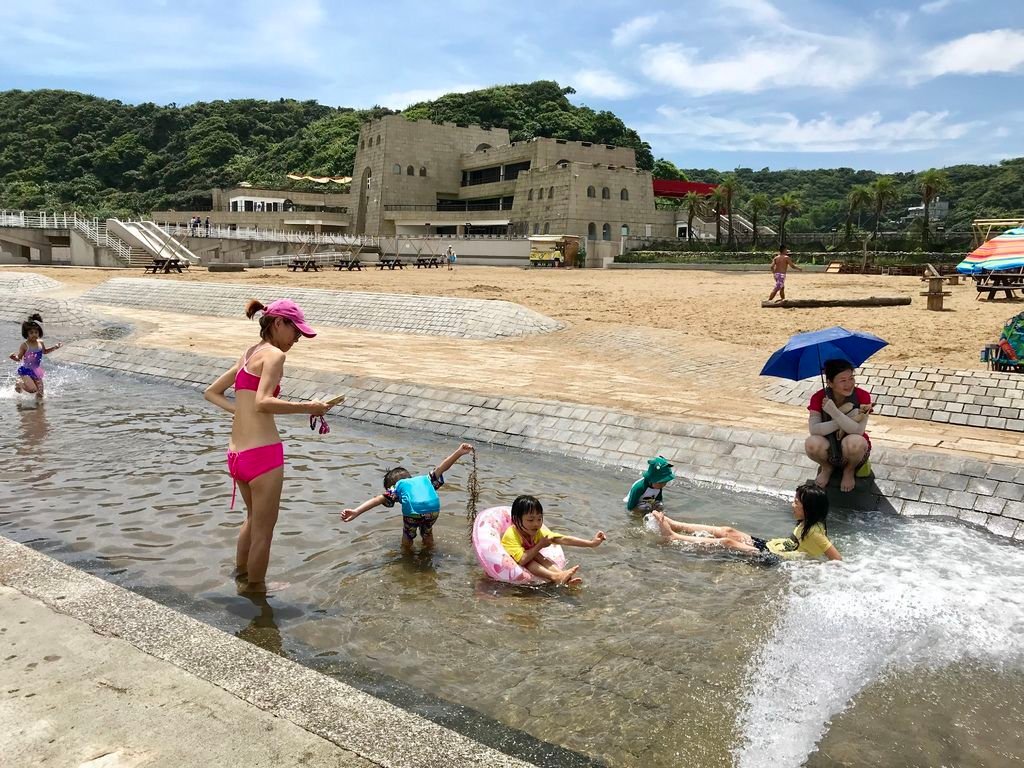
[652,481,842,561]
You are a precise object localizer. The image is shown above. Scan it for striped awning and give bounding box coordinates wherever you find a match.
[957,227,1024,274]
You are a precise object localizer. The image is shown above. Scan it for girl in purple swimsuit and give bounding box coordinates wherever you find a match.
[204,299,331,594]
[9,313,61,398]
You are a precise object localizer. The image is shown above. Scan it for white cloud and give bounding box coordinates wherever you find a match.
[874,8,910,30]
[920,0,957,13]
[612,15,659,47]
[642,107,979,153]
[716,0,784,25]
[641,39,878,95]
[920,29,1024,77]
[572,69,637,99]
[379,84,486,109]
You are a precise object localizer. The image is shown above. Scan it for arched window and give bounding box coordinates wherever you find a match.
[376,136,381,146]
[548,186,554,198]
[538,188,544,200]
[543,222,550,234]
[475,143,493,151]
[528,189,533,201]
[392,163,402,174]
[621,224,630,237]
[556,159,570,167]
[587,186,596,198]
[620,188,629,201]
[419,166,427,177]
[602,187,610,199]
[588,222,597,239]
[407,165,414,176]
[360,139,364,149]
[533,223,540,234]
[602,223,611,240]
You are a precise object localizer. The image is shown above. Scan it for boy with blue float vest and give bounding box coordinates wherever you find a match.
[342,442,474,552]
[625,456,676,513]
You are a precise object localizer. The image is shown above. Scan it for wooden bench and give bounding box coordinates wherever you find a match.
[143,258,183,274]
[288,258,321,272]
[377,258,405,270]
[415,256,442,268]
[335,259,362,271]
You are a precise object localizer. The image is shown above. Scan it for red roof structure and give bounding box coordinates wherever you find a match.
[652,179,718,198]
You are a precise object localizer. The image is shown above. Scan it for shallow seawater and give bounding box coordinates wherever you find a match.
[2,326,1023,768]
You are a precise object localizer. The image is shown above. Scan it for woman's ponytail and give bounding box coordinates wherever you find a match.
[245,299,266,319]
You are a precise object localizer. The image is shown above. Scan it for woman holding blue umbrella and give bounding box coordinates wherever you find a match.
[761,327,884,492]
[805,359,873,491]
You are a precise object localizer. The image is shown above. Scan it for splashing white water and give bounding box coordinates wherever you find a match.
[733,518,1024,768]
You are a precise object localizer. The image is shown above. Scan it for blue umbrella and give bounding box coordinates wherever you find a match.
[760,326,888,381]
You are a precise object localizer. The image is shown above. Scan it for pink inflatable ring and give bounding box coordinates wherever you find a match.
[472,505,567,585]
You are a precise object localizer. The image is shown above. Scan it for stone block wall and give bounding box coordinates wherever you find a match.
[80,278,563,339]
[764,362,1024,432]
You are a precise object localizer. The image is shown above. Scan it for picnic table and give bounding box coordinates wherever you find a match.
[335,258,363,271]
[143,257,183,274]
[415,256,442,269]
[289,258,321,272]
[975,272,1024,301]
[377,257,405,270]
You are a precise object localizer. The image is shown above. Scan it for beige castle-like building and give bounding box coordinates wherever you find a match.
[188,114,680,242]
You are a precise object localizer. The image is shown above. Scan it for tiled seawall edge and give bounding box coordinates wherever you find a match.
[0,537,538,768]
[60,340,1024,542]
[764,362,1024,433]
[80,278,564,339]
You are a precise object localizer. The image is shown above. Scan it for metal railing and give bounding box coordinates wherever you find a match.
[158,222,379,250]
[0,209,147,266]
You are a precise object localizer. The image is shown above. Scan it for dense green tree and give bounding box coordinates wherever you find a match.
[720,175,740,248]
[711,186,727,246]
[844,185,872,244]
[918,168,951,247]
[747,192,769,249]
[776,192,802,248]
[652,158,687,181]
[870,177,899,242]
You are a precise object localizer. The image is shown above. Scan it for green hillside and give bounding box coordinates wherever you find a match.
[0,82,1021,236]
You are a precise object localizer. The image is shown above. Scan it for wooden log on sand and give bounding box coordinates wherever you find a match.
[761,296,912,308]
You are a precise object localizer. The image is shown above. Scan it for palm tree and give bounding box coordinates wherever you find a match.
[918,168,951,248]
[747,193,769,250]
[775,192,802,248]
[711,186,727,246]
[683,191,702,245]
[720,175,740,248]
[870,177,898,243]
[844,186,872,244]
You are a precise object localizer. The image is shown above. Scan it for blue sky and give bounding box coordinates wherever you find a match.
[1,0,1021,172]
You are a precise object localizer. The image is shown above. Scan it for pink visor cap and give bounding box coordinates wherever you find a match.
[264,299,317,337]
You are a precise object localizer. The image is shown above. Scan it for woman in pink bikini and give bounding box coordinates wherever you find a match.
[205,298,330,594]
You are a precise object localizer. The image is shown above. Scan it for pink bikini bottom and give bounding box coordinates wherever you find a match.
[226,442,284,508]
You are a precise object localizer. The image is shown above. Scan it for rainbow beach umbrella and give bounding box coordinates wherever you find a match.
[957,227,1024,274]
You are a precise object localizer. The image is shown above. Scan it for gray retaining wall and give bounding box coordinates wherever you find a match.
[764,362,1024,433]
[81,278,564,339]
[56,340,1024,542]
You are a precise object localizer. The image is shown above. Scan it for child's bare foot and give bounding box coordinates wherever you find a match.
[815,466,833,488]
[14,382,22,393]
[552,565,581,585]
[653,510,675,538]
[840,468,856,492]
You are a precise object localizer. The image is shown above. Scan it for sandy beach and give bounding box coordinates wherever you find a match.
[15,263,1024,460]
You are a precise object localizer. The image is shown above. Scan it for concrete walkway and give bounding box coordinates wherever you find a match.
[0,538,537,768]
[1,585,375,768]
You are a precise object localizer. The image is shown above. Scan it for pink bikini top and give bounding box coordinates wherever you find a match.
[234,344,281,398]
